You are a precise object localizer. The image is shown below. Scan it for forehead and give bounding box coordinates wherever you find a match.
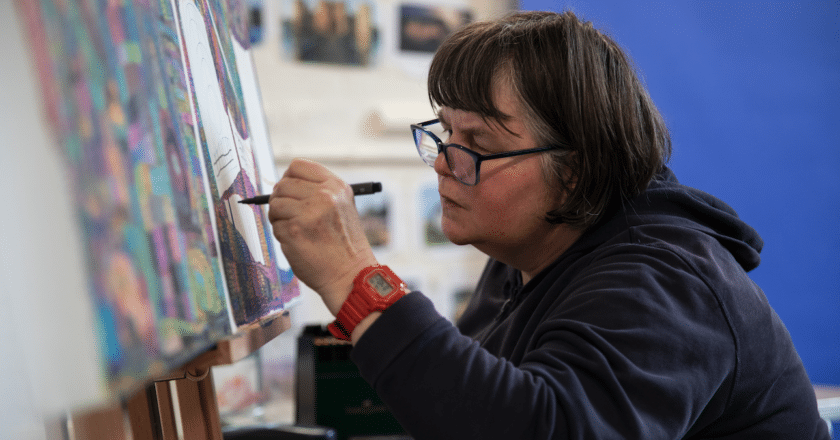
[437,80,526,137]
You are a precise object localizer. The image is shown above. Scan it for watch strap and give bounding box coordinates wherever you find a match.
[328,265,407,341]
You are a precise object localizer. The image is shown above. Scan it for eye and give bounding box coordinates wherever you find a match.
[437,125,453,142]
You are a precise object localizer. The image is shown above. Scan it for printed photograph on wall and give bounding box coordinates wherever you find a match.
[280,0,380,66]
[247,0,265,45]
[213,352,265,420]
[355,188,391,249]
[417,179,449,247]
[387,266,428,298]
[444,277,475,323]
[16,0,299,394]
[336,172,395,252]
[399,3,472,53]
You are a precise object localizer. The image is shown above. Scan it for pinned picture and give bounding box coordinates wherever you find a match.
[334,172,396,253]
[281,0,380,66]
[355,188,392,249]
[213,352,265,418]
[417,180,449,247]
[399,3,472,54]
[450,285,474,323]
[248,0,265,45]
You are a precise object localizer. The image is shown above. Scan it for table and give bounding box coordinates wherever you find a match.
[816,385,840,437]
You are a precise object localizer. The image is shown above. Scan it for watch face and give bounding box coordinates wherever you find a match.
[368,273,395,297]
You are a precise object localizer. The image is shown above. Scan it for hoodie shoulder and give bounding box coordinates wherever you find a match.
[607,168,764,272]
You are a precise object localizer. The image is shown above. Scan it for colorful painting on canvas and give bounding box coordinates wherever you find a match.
[17,0,299,393]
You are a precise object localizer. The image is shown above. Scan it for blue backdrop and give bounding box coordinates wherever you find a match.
[521,0,839,385]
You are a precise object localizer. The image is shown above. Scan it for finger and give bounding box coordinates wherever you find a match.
[271,175,315,201]
[269,199,316,242]
[266,195,300,223]
[282,158,338,184]
[275,159,348,201]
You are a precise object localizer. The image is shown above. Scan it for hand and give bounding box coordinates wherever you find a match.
[268,158,378,315]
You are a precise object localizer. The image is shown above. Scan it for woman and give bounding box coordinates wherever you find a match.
[269,11,828,439]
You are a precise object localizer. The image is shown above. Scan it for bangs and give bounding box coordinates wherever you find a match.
[427,21,511,123]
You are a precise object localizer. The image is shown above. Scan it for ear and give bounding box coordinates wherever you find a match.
[561,151,579,191]
[542,150,577,212]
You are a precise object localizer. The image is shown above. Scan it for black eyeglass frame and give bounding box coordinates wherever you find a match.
[410,118,562,186]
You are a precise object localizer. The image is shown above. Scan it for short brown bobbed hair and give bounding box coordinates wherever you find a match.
[428,11,671,229]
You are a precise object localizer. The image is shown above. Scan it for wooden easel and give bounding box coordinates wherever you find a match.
[59,312,291,440]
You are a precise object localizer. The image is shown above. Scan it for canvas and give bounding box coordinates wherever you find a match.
[17,0,299,395]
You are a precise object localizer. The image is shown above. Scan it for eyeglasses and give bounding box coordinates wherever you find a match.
[411,119,561,186]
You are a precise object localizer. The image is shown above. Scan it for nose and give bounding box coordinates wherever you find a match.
[433,148,451,177]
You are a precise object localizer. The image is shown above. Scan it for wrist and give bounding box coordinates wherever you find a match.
[322,256,379,315]
[327,265,408,341]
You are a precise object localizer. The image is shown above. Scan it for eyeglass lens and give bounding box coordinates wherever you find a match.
[413,126,479,185]
[446,147,477,184]
[413,128,439,166]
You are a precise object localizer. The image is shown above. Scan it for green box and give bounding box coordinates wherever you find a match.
[296,325,407,440]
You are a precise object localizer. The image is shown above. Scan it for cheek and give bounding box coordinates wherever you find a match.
[474,180,551,234]
[480,205,517,240]
[440,160,555,243]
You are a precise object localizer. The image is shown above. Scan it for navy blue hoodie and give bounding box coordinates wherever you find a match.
[351,168,829,439]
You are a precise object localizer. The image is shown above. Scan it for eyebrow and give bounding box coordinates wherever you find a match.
[436,110,494,139]
[436,110,450,127]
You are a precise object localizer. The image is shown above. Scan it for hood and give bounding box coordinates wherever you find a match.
[580,167,764,272]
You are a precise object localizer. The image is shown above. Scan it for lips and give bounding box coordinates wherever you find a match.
[440,193,464,210]
[438,179,466,210]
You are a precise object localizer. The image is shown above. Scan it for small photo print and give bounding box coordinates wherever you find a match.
[399,4,473,53]
[355,188,392,250]
[389,267,427,295]
[213,353,264,417]
[417,180,448,247]
[451,285,474,322]
[335,172,397,252]
[281,0,380,66]
[247,0,265,45]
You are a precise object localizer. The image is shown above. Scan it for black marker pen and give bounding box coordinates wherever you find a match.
[238,182,382,205]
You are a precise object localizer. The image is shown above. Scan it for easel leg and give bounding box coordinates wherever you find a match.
[124,370,223,440]
[171,369,223,440]
[125,384,158,440]
[152,381,178,440]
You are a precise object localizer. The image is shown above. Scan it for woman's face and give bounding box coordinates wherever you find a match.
[434,82,573,273]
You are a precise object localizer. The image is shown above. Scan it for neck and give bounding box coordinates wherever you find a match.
[476,224,583,285]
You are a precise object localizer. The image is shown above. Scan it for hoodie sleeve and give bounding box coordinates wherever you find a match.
[350,243,742,440]
[351,292,559,439]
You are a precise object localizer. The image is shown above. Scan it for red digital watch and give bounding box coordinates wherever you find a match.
[328,265,409,341]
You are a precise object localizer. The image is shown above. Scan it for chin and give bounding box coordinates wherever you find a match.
[440,222,469,246]
[446,235,471,246]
